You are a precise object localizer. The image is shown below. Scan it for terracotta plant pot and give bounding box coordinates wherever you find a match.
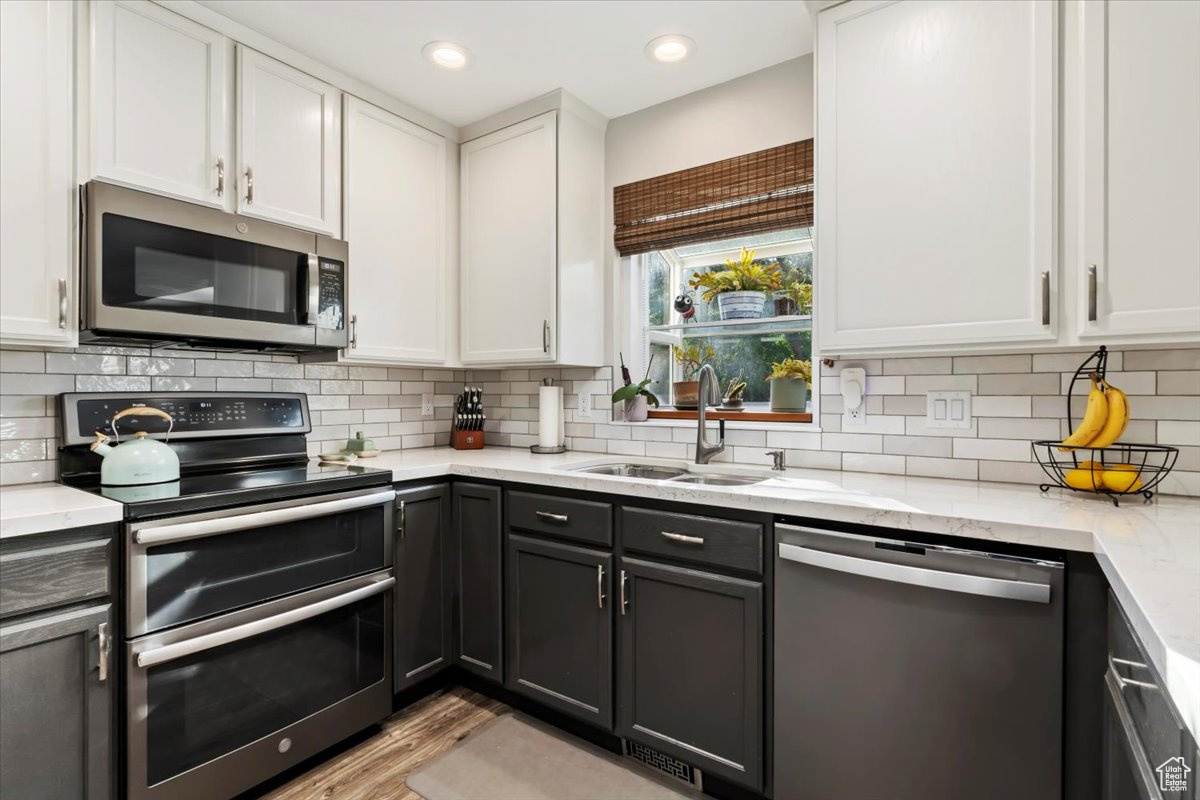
[625,395,649,422]
[769,378,809,412]
[673,380,700,409]
[716,290,768,320]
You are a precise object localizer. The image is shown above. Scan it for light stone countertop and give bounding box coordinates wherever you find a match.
[2,445,1196,738]
[0,483,124,538]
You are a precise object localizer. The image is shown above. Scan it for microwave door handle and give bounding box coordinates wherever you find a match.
[133,489,396,546]
[307,253,319,325]
[135,575,395,668]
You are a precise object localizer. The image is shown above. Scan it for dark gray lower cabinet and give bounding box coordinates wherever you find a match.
[394,484,453,692]
[505,534,613,728]
[452,482,504,682]
[617,556,763,791]
[0,602,113,800]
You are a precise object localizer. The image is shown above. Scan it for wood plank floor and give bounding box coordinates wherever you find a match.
[257,687,509,800]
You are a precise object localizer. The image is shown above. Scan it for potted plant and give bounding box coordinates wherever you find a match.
[773,281,812,316]
[722,374,747,410]
[688,247,782,320]
[672,343,715,409]
[766,357,812,412]
[611,355,659,422]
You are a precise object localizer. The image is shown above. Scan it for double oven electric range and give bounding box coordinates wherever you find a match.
[58,392,395,800]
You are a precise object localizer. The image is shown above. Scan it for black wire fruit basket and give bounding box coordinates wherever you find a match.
[1031,346,1178,506]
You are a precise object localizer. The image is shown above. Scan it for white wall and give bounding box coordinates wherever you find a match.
[603,55,815,365]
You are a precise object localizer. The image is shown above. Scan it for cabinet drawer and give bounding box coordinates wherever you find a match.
[506,490,612,547]
[0,533,111,619]
[620,507,762,574]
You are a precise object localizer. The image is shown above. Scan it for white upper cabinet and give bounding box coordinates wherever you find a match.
[343,97,448,364]
[459,99,605,366]
[1076,0,1200,342]
[91,0,231,208]
[236,46,341,237]
[460,111,560,364]
[0,0,76,346]
[816,0,1057,353]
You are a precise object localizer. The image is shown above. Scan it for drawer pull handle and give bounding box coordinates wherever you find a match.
[535,511,569,523]
[97,622,110,682]
[1110,656,1158,691]
[597,564,605,609]
[661,531,704,545]
[398,500,406,541]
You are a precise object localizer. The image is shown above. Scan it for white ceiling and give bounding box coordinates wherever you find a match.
[197,0,813,127]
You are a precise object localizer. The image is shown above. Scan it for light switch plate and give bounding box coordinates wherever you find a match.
[926,390,972,429]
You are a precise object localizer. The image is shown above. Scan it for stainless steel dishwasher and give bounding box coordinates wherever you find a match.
[774,523,1065,800]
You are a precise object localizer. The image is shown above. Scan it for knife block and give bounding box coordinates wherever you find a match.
[451,430,484,450]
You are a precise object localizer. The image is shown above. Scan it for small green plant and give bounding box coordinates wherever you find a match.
[611,354,660,407]
[767,357,812,384]
[673,343,715,381]
[724,374,747,403]
[688,247,783,304]
[785,282,813,314]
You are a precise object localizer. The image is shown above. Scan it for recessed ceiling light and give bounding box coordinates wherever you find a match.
[645,34,695,64]
[422,41,470,69]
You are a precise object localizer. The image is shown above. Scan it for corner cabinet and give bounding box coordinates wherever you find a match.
[459,98,605,366]
[816,0,1058,353]
[1076,0,1200,342]
[236,46,341,237]
[451,482,504,682]
[394,484,453,692]
[0,0,77,347]
[90,0,232,208]
[343,97,449,364]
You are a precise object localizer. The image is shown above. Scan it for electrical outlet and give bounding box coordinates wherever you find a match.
[926,390,972,429]
[577,392,592,418]
[844,405,866,425]
[421,393,434,416]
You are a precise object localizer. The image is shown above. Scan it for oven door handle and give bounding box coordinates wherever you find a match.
[135,575,394,669]
[133,489,396,546]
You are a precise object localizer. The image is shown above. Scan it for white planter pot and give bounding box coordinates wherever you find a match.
[625,395,649,422]
[716,291,768,320]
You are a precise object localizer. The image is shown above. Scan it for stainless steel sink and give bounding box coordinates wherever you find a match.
[573,463,688,480]
[667,473,767,487]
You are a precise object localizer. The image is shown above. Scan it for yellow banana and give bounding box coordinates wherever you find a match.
[1059,377,1108,451]
[1087,381,1129,448]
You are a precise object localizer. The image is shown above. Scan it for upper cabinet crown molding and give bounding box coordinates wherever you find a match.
[1075,0,1200,342]
[0,0,77,347]
[460,94,606,366]
[236,46,342,237]
[90,0,232,208]
[816,0,1058,354]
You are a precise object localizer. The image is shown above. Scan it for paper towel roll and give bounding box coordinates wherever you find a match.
[538,386,563,448]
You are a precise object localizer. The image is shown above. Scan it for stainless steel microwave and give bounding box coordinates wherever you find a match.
[81,181,348,353]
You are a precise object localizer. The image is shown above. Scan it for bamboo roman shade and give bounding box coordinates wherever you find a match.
[613,139,813,257]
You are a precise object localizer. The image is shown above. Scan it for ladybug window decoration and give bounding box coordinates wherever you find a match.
[674,285,697,323]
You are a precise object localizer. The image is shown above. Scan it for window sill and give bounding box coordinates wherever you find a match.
[608,413,820,433]
[646,409,812,424]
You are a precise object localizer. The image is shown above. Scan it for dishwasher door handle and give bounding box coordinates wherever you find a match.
[778,542,1051,603]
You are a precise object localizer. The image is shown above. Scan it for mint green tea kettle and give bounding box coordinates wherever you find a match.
[90,406,180,486]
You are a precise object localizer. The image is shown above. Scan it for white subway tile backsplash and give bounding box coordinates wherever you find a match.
[906,456,978,480]
[254,361,305,379]
[128,356,194,377]
[215,377,272,391]
[979,373,1059,395]
[822,432,883,454]
[1159,420,1200,447]
[843,453,905,475]
[883,435,952,457]
[904,374,977,394]
[0,350,45,373]
[47,353,124,375]
[882,357,952,375]
[196,359,253,377]
[152,377,216,392]
[953,355,1031,374]
[976,417,1061,440]
[1128,396,1200,421]
[76,375,151,392]
[1158,371,1200,396]
[972,396,1032,417]
[1123,349,1200,371]
[952,438,1031,462]
[1060,370,1156,396]
[765,430,822,450]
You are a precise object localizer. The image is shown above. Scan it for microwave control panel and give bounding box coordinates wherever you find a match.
[315,260,345,330]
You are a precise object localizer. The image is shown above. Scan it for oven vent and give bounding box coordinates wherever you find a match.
[622,740,702,789]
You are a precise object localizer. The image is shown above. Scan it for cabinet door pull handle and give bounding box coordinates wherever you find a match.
[1040,270,1050,326]
[97,622,110,682]
[1087,265,1098,322]
[245,165,254,204]
[661,531,705,545]
[216,157,225,197]
[619,569,629,615]
[57,278,68,329]
[542,320,550,353]
[597,564,605,609]
[349,314,358,349]
[397,500,406,540]
[535,511,569,523]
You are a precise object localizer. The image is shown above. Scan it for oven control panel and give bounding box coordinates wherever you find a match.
[63,393,309,443]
